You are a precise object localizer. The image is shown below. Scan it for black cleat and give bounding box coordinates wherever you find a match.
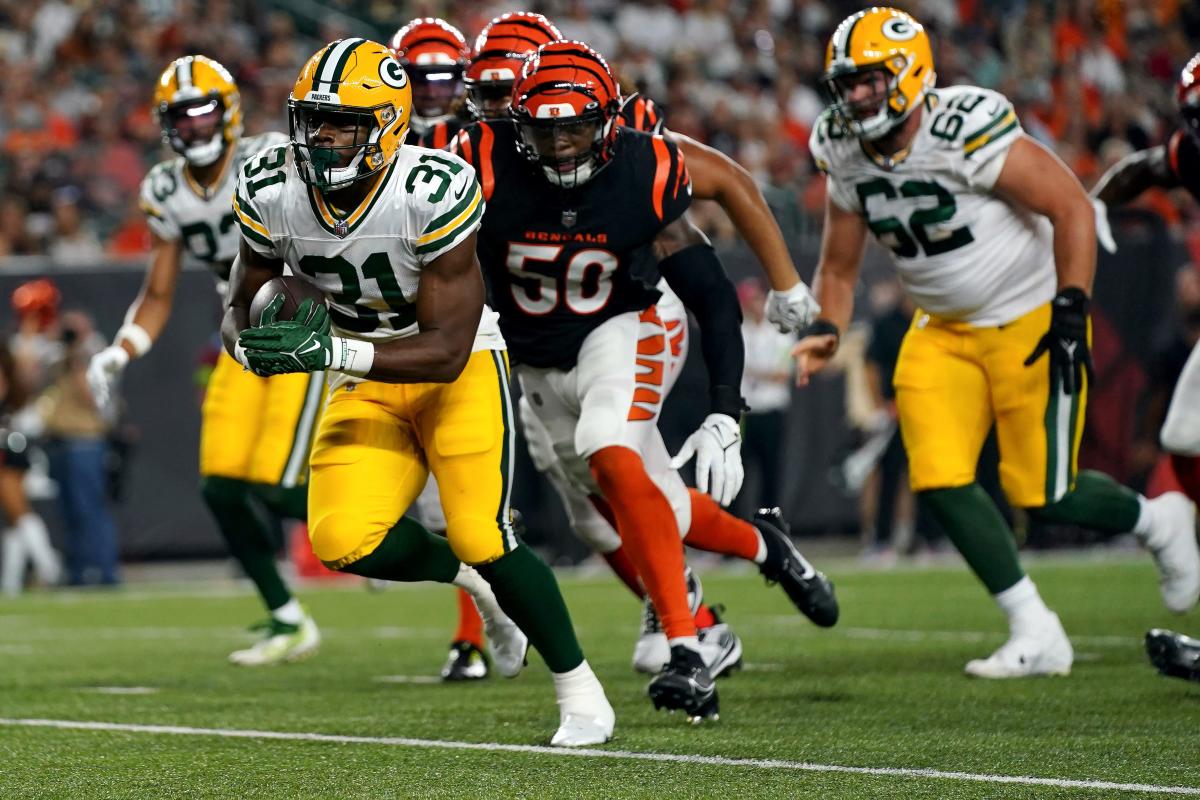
[647,644,719,723]
[1146,629,1200,683]
[755,508,839,627]
[440,640,490,681]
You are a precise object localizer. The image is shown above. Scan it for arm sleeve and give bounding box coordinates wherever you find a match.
[657,243,745,417]
[649,135,692,226]
[138,169,180,241]
[1169,129,1200,201]
[414,157,485,265]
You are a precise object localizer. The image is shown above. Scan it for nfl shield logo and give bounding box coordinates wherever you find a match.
[334,219,349,238]
[561,209,578,228]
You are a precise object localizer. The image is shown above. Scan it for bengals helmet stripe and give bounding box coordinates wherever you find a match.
[390,18,470,65]
[468,12,562,82]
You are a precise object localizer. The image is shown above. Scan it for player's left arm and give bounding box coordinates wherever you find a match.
[993,134,1096,393]
[670,133,818,333]
[221,239,285,361]
[653,215,746,505]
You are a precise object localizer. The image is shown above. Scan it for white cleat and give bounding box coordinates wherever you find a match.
[229,612,320,666]
[482,609,528,678]
[551,661,615,747]
[964,612,1073,679]
[551,710,615,748]
[1140,492,1200,614]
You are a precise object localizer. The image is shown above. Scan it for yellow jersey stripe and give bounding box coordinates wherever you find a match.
[963,110,1017,154]
[233,196,270,238]
[416,187,482,246]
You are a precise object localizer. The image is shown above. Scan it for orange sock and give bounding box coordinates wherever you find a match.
[1171,454,1200,505]
[694,604,715,628]
[684,489,764,563]
[590,446,695,639]
[453,587,485,649]
[587,495,646,599]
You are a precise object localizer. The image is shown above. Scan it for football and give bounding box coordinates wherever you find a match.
[248,275,326,327]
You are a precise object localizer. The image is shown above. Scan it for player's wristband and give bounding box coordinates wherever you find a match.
[116,323,153,357]
[329,337,374,377]
[799,318,840,342]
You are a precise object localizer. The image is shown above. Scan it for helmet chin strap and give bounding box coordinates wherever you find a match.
[541,158,594,188]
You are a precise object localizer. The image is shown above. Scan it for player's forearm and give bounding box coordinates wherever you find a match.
[221,306,248,358]
[717,174,801,292]
[1051,199,1097,294]
[811,263,856,332]
[120,293,172,358]
[360,328,476,384]
[1092,147,1171,206]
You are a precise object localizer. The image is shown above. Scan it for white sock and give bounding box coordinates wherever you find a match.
[2,530,25,596]
[272,598,304,625]
[452,563,502,622]
[752,531,768,564]
[994,576,1052,627]
[552,660,604,711]
[17,513,59,583]
[667,635,701,650]
[1132,495,1154,539]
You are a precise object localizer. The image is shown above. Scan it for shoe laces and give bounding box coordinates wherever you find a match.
[248,618,299,638]
[640,599,662,635]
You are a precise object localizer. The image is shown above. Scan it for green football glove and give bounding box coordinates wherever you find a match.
[239,323,332,375]
[239,298,334,376]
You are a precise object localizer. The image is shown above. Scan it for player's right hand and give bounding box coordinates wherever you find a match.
[791,334,839,387]
[87,345,130,409]
[765,281,821,333]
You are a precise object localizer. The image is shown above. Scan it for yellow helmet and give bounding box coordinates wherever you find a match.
[288,38,412,192]
[821,7,935,140]
[154,55,242,166]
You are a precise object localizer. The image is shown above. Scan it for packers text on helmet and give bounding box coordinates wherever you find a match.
[288,38,412,192]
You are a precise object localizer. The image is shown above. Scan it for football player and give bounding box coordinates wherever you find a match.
[795,8,1200,678]
[226,38,613,747]
[454,41,833,721]
[87,57,323,665]
[1092,54,1200,683]
[390,18,471,149]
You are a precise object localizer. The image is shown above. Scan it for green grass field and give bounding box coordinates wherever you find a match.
[1,555,1198,799]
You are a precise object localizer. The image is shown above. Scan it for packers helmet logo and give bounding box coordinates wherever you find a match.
[882,17,917,42]
[379,57,409,89]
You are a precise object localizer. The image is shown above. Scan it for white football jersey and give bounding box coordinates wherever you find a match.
[232,141,504,361]
[810,86,1056,327]
[139,132,289,289]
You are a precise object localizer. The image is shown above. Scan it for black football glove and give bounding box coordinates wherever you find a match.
[1023,287,1094,396]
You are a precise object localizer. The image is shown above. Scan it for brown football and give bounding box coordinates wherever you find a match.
[248,276,326,327]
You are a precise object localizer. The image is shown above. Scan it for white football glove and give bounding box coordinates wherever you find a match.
[1093,198,1117,254]
[669,413,744,507]
[86,345,130,409]
[765,281,821,333]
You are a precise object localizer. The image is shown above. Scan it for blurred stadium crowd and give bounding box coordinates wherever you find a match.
[1,0,1199,263]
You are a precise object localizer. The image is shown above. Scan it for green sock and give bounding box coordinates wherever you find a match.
[338,516,460,583]
[921,483,1025,594]
[254,483,309,521]
[1028,469,1141,534]
[477,545,584,674]
[200,476,291,611]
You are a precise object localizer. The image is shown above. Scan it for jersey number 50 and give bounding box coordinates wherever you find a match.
[506,243,618,315]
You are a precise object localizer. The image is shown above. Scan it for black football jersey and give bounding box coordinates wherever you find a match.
[618,93,665,135]
[452,121,692,369]
[405,117,469,150]
[1167,128,1200,201]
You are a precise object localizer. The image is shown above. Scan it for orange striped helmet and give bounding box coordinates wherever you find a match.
[390,18,470,128]
[1178,53,1200,143]
[465,12,562,120]
[511,40,620,188]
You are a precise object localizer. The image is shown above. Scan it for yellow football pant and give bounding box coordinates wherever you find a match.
[307,349,517,569]
[893,302,1087,508]
[200,350,326,487]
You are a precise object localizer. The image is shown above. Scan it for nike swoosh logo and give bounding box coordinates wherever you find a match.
[453,181,468,200]
[299,341,322,355]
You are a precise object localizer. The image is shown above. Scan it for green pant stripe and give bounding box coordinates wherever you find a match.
[491,350,516,553]
[280,371,326,489]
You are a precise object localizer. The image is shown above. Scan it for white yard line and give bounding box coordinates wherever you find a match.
[0,718,1196,796]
